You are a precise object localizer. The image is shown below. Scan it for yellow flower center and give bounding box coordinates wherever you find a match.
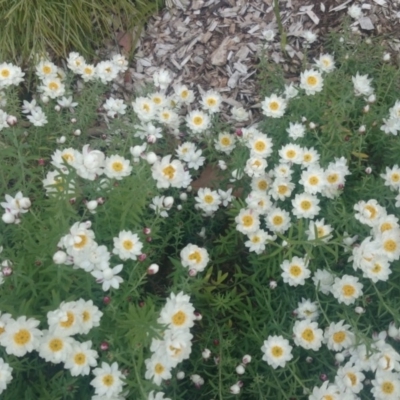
[323,396,334,400]
[382,381,394,394]
[300,200,312,211]
[277,185,288,195]
[381,222,393,232]
[271,346,283,357]
[82,311,90,322]
[242,215,254,227]
[62,153,74,162]
[332,331,346,343]
[74,234,88,249]
[309,176,319,185]
[162,165,176,180]
[269,101,279,111]
[181,90,188,99]
[1,69,10,78]
[74,352,86,365]
[289,265,302,277]
[13,329,31,345]
[193,116,203,125]
[0,326,5,335]
[252,159,262,168]
[307,76,318,86]
[105,67,112,74]
[301,328,315,342]
[383,239,397,252]
[84,67,93,75]
[327,173,338,184]
[254,141,266,151]
[286,150,296,159]
[48,82,59,91]
[49,338,63,352]
[391,173,400,182]
[143,104,150,112]
[43,65,52,74]
[206,98,217,106]
[172,311,187,327]
[258,181,268,190]
[272,215,283,226]
[188,251,202,264]
[204,195,214,204]
[220,137,231,146]
[153,97,162,104]
[123,240,133,250]
[251,236,261,243]
[372,264,382,274]
[60,311,75,328]
[111,161,124,172]
[161,112,170,120]
[365,205,377,219]
[346,372,357,386]
[102,374,114,386]
[342,284,356,297]
[303,154,312,162]
[317,227,325,238]
[155,363,165,374]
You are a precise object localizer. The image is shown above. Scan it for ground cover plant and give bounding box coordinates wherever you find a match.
[1,24,400,399]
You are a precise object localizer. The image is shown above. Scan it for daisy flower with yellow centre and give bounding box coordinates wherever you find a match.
[300,167,325,194]
[95,60,119,84]
[278,143,303,164]
[373,214,399,237]
[38,330,75,363]
[201,90,222,114]
[292,192,320,219]
[281,256,310,286]
[50,148,83,172]
[265,207,291,233]
[36,60,58,80]
[75,299,103,334]
[0,358,13,395]
[132,96,156,121]
[324,320,355,351]
[157,108,179,128]
[90,362,125,398]
[235,208,260,234]
[335,362,365,394]
[195,188,221,215]
[381,165,400,191]
[173,84,195,104]
[354,199,385,227]
[180,243,210,273]
[150,92,167,108]
[245,191,272,215]
[0,316,42,357]
[261,335,293,369]
[300,147,320,168]
[185,110,210,133]
[64,340,98,376]
[270,178,295,201]
[312,269,335,295]
[331,275,363,305]
[158,292,195,331]
[251,174,273,193]
[47,301,83,336]
[248,134,273,158]
[113,230,143,261]
[261,93,287,118]
[104,155,132,180]
[362,255,391,283]
[0,62,24,87]
[300,69,324,95]
[372,229,400,261]
[39,77,65,99]
[151,155,189,189]
[79,63,96,82]
[306,218,333,242]
[214,132,236,154]
[371,371,400,400]
[314,53,336,73]
[293,320,323,351]
[244,156,267,178]
[245,229,274,254]
[67,52,85,73]
[309,381,342,400]
[145,355,173,386]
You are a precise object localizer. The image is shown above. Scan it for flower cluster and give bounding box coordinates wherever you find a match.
[1,191,31,224]
[145,292,195,386]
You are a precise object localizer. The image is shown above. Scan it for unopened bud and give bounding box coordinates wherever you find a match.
[6,115,17,126]
[53,251,67,264]
[86,200,98,211]
[41,95,49,104]
[97,197,105,205]
[202,349,211,359]
[364,105,370,113]
[309,122,317,129]
[57,135,66,144]
[146,152,157,164]
[189,268,197,277]
[73,129,81,136]
[143,227,151,235]
[2,213,15,224]
[100,341,109,351]
[54,105,61,112]
[306,356,313,363]
[269,279,277,289]
[70,118,77,123]
[177,204,182,211]
[103,296,111,305]
[180,193,188,201]
[147,134,156,144]
[38,158,45,166]
[355,306,365,314]
[335,352,345,363]
[163,196,174,209]
[319,373,328,381]
[242,355,252,365]
[235,128,243,137]
[367,94,376,103]
[230,383,241,394]
[138,253,147,262]
[190,374,204,388]
[194,311,202,321]
[236,365,245,375]
[177,371,185,380]
[358,125,366,134]
[2,266,12,276]
[19,197,31,209]
[383,53,391,61]
[365,167,372,174]
[147,263,159,275]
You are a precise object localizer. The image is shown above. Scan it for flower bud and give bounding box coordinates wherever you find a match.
[235,128,243,137]
[146,152,158,164]
[335,352,345,363]
[147,263,159,275]
[365,167,372,174]
[70,118,77,123]
[54,105,61,112]
[236,365,245,375]
[355,306,365,314]
[358,125,366,134]
[163,196,174,209]
[143,227,151,235]
[202,349,211,359]
[19,197,31,209]
[103,296,111,305]
[2,213,15,224]
[194,311,202,321]
[230,383,241,394]
[306,356,313,363]
[189,268,197,277]
[388,322,399,339]
[180,193,188,201]
[213,339,220,346]
[383,53,391,61]
[363,105,370,113]
[73,129,81,136]
[319,373,328,382]
[138,253,147,262]
[242,355,252,365]
[84,221,92,229]
[69,197,76,205]
[269,279,277,289]
[41,95,49,104]
[130,145,145,158]
[6,115,17,126]
[186,185,192,192]
[177,204,182,211]
[309,122,317,129]
[86,200,98,211]
[57,135,66,144]
[218,160,227,170]
[147,134,157,144]
[53,250,67,264]
[97,197,105,205]
[146,236,152,243]
[190,374,204,388]
[38,158,45,166]
[100,341,109,351]
[367,94,376,103]
[177,371,185,380]
[2,266,12,276]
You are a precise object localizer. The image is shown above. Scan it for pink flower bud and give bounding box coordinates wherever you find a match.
[38,158,45,166]
[6,115,17,126]
[269,279,277,289]
[194,311,202,321]
[69,197,76,205]
[138,253,147,262]
[235,128,243,137]
[242,355,252,365]
[365,167,372,174]
[319,373,328,381]
[103,296,111,305]
[100,341,109,351]
[147,263,159,275]
[189,268,197,277]
[96,197,105,205]
[143,227,151,235]
[2,267,13,276]
[146,236,152,243]
[147,134,156,144]
[306,356,313,363]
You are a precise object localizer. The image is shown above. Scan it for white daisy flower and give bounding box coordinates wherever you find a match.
[261,335,293,369]
[0,63,24,87]
[381,118,400,136]
[148,391,171,400]
[247,134,273,158]
[113,230,143,261]
[50,148,83,173]
[324,320,355,351]
[251,174,272,192]
[244,156,267,178]
[77,144,105,180]
[75,299,103,334]
[245,229,272,254]
[158,108,179,128]
[132,96,156,121]
[158,292,195,330]
[273,163,293,179]
[352,72,374,97]
[371,371,400,400]
[151,155,189,189]
[306,218,333,242]
[270,178,294,201]
[214,132,236,154]
[96,61,119,84]
[195,188,221,215]
[67,52,85,73]
[64,340,98,376]
[372,229,400,261]
[103,97,127,118]
[0,316,42,357]
[104,155,132,180]
[245,191,272,215]
[145,355,172,386]
[0,358,12,395]
[261,94,287,118]
[38,331,75,363]
[279,143,303,164]
[149,92,167,108]
[281,256,310,286]
[314,53,336,73]
[291,193,320,219]
[265,207,291,233]
[79,63,96,82]
[331,275,363,305]
[36,60,58,80]
[286,122,306,140]
[295,298,319,321]
[47,301,83,336]
[27,107,48,126]
[380,165,400,191]
[39,77,65,99]
[180,244,209,273]
[231,106,249,122]
[235,208,260,234]
[293,320,323,351]
[91,264,124,291]
[348,4,363,19]
[153,69,173,90]
[90,362,125,398]
[300,69,324,95]
[354,199,385,227]
[201,90,222,114]
[300,167,325,194]
[301,147,320,168]
[173,84,195,104]
[335,362,365,394]
[185,110,210,133]
[309,381,341,400]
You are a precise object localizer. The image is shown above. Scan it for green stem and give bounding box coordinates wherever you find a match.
[132,356,147,400]
[273,0,287,54]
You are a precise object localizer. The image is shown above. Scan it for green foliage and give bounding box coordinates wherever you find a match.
[0,0,162,63]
